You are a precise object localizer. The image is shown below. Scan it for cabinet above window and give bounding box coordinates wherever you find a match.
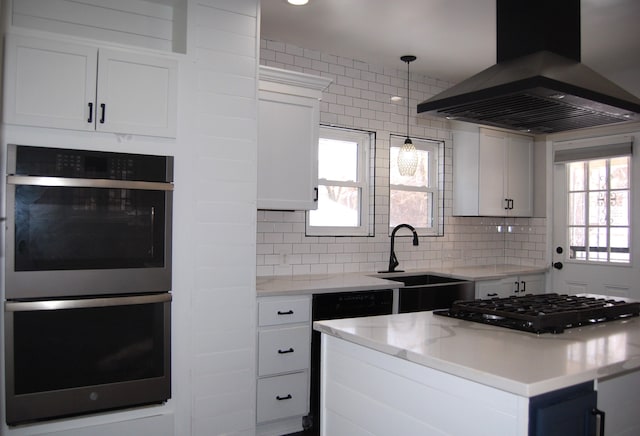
[4,34,178,138]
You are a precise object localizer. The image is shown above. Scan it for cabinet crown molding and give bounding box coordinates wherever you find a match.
[259,65,332,97]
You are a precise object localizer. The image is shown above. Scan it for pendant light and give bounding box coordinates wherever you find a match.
[397,55,418,176]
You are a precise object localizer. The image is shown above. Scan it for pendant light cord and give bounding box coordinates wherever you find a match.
[406,60,410,140]
[400,55,416,141]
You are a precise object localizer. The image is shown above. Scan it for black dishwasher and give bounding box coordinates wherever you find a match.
[306,289,394,435]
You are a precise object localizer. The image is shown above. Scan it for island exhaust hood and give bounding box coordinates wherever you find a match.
[417,0,640,134]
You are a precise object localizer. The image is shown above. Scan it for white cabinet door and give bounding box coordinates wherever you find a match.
[96,49,177,137]
[257,66,331,211]
[258,89,320,210]
[506,132,534,217]
[257,372,308,423]
[478,129,508,216]
[258,325,310,376]
[476,278,514,299]
[517,274,546,294]
[4,35,97,131]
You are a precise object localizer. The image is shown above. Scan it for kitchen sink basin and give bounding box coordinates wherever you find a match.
[380,274,465,287]
[378,274,476,312]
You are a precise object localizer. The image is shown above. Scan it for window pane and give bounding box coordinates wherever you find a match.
[588,192,607,225]
[610,227,629,251]
[610,156,630,189]
[389,190,431,228]
[568,192,585,225]
[308,185,360,227]
[318,138,358,182]
[568,161,585,191]
[587,227,607,261]
[610,190,629,226]
[390,147,430,187]
[569,227,586,260]
[588,159,607,190]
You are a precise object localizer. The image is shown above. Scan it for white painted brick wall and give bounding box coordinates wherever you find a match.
[258,39,547,276]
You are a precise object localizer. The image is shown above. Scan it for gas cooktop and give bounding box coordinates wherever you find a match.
[433,293,640,334]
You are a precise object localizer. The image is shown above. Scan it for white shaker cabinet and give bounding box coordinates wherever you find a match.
[258,66,332,210]
[453,125,533,216]
[476,273,546,299]
[256,295,311,433]
[4,34,177,137]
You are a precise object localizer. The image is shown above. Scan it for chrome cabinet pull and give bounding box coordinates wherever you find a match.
[276,394,292,401]
[278,348,294,354]
[87,102,94,123]
[100,103,106,124]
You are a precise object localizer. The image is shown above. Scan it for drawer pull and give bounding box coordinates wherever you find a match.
[276,394,292,401]
[277,310,294,315]
[487,292,498,297]
[278,347,294,354]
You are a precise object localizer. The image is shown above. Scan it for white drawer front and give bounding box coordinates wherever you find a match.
[259,325,310,376]
[257,372,308,423]
[258,297,310,326]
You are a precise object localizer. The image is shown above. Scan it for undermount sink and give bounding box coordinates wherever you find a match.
[380,274,465,287]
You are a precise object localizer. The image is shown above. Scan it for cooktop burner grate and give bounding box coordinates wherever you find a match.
[433,293,640,334]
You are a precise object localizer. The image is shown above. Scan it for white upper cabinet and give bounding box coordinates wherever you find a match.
[453,125,533,217]
[4,34,177,138]
[258,66,332,210]
[96,48,177,137]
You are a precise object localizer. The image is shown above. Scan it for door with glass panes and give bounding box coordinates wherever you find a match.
[551,135,637,298]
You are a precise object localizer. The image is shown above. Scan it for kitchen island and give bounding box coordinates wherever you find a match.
[314,310,640,435]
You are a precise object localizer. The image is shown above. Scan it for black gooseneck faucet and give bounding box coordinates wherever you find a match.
[381,223,419,273]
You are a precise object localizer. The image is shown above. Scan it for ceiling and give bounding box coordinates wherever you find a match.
[260,0,640,97]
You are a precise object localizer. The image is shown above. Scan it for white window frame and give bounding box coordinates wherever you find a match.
[306,126,373,236]
[389,135,442,236]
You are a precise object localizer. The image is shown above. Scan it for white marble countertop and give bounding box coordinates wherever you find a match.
[256,272,401,296]
[256,265,548,296]
[314,310,640,397]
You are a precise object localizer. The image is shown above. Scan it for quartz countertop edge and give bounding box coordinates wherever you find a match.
[313,311,640,398]
[256,265,548,296]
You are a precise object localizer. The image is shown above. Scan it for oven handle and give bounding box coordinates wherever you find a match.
[5,293,172,312]
[7,175,174,191]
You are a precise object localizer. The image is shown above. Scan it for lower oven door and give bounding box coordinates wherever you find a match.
[4,293,171,426]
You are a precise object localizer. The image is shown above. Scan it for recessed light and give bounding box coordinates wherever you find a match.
[287,0,309,5]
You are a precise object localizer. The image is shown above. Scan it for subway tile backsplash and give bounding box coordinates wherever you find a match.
[257,39,547,276]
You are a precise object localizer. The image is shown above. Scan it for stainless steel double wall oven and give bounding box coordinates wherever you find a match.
[4,145,174,425]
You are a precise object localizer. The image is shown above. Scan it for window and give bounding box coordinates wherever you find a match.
[306,126,374,236]
[566,156,631,263]
[389,135,444,235]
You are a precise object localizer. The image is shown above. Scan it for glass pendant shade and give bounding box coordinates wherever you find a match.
[398,137,418,176]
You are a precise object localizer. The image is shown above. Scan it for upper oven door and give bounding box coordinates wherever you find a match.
[5,145,174,299]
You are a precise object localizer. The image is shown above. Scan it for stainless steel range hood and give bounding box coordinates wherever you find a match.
[417,0,640,134]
